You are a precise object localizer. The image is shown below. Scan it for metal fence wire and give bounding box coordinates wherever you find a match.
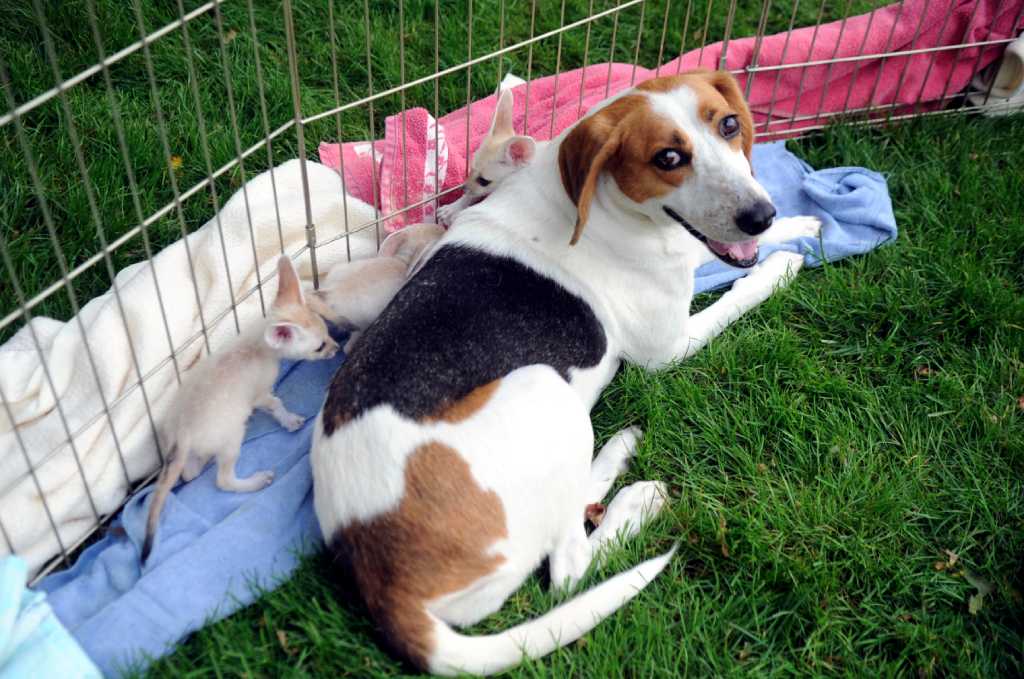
[0,0,1021,584]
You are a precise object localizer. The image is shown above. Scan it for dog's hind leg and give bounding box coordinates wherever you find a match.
[588,481,668,566]
[587,426,642,505]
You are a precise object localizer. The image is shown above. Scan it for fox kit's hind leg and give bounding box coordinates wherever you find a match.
[256,393,305,432]
[215,430,274,492]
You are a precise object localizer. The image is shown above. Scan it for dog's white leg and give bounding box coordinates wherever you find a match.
[587,426,642,505]
[671,250,806,361]
[256,393,306,431]
[589,481,668,565]
[548,524,594,593]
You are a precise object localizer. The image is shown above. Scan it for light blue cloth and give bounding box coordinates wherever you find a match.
[37,141,896,676]
[0,556,100,679]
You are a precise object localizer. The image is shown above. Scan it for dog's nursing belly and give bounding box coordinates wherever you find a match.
[320,243,608,433]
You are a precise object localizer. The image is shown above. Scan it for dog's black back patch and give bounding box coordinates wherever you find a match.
[321,244,606,433]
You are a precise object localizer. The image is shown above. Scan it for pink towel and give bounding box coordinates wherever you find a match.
[319,0,1022,231]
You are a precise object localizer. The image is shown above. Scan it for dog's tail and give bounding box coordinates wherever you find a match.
[413,544,676,676]
[141,442,185,564]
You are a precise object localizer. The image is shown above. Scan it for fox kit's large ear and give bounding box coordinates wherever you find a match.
[264,321,301,350]
[378,228,410,259]
[502,135,535,167]
[558,113,623,246]
[491,88,515,137]
[273,255,305,307]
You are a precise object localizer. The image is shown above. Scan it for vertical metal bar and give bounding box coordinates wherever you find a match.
[964,0,1010,109]
[604,0,622,98]
[717,0,739,72]
[211,0,265,316]
[282,0,320,284]
[523,0,538,132]
[982,3,1024,107]
[908,0,960,117]
[327,0,353,261]
[173,0,242,329]
[809,0,855,125]
[654,0,673,78]
[743,0,773,99]
[0,515,12,554]
[0,381,69,567]
[362,0,382,249]
[84,0,180,382]
[465,0,474,169]
[496,0,507,85]
[629,0,647,87]
[884,2,931,121]
[934,0,986,113]
[246,0,286,255]
[787,0,827,129]
[577,0,596,117]
[433,0,442,215]
[549,0,568,138]
[29,0,159,482]
[128,0,212,357]
[676,0,694,74]
[0,169,101,527]
[695,0,715,68]
[838,3,881,120]
[862,0,907,111]
[761,0,801,134]
[399,0,410,213]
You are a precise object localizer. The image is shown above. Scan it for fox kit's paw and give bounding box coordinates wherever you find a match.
[436,203,458,228]
[254,471,275,488]
[281,412,306,432]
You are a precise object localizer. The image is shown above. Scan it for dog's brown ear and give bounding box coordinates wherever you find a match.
[558,115,623,246]
[697,70,754,162]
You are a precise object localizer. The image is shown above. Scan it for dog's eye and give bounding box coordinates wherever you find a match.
[476,176,492,187]
[316,341,326,352]
[651,148,689,171]
[719,115,740,139]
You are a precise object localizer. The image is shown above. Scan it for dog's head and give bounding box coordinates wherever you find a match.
[558,69,773,268]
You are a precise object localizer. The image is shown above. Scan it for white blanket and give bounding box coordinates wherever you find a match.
[0,160,379,577]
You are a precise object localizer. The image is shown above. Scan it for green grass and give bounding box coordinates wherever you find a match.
[4,0,1023,677]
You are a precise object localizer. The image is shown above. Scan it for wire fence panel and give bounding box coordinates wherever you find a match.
[0,0,1020,583]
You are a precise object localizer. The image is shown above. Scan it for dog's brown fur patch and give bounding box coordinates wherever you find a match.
[426,379,500,423]
[332,441,508,669]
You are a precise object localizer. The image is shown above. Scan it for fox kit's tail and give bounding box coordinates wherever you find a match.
[398,545,676,676]
[140,442,185,564]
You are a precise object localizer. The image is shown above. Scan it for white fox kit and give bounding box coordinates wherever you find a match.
[309,89,536,351]
[436,87,536,227]
[141,256,338,563]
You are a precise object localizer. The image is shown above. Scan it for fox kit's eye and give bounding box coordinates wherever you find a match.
[476,176,492,187]
[316,341,326,352]
[719,114,740,139]
[651,148,689,171]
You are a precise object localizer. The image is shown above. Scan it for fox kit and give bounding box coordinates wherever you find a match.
[141,256,338,563]
[308,223,446,336]
[436,88,536,228]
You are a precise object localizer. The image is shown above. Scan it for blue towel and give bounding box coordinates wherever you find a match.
[0,557,100,679]
[36,141,896,676]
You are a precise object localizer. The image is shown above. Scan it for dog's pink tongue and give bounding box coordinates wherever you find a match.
[708,238,758,262]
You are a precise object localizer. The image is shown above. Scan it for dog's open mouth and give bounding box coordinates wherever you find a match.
[664,206,758,269]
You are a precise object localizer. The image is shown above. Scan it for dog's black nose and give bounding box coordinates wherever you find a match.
[735,200,776,236]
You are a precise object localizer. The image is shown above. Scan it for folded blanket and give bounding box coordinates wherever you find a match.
[0,556,100,679]
[319,0,1021,229]
[38,140,896,676]
[0,161,380,579]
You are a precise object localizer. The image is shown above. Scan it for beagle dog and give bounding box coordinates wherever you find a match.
[311,69,821,676]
